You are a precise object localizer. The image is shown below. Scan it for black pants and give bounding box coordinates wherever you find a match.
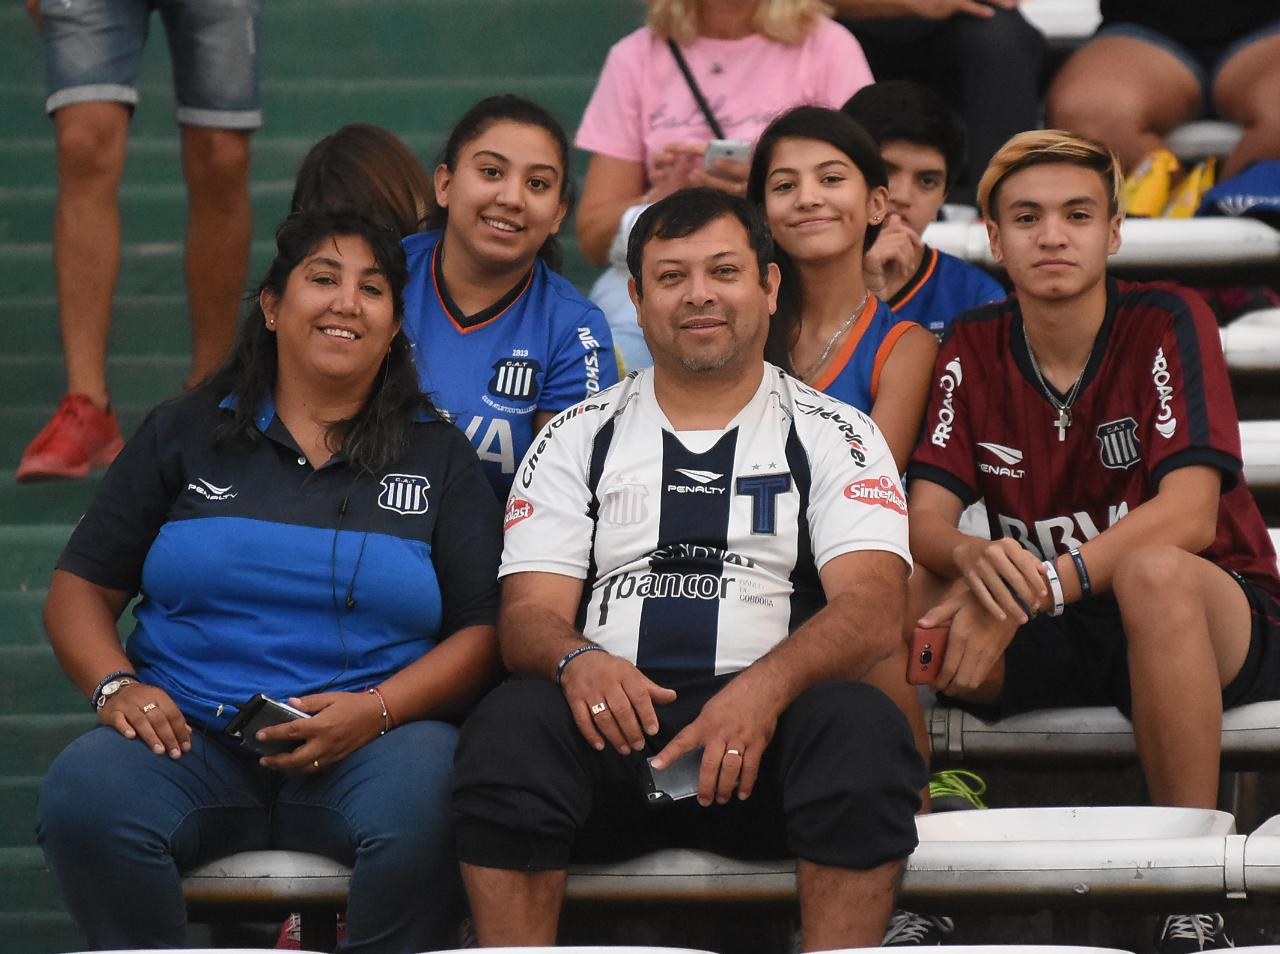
[842,10,1048,204]
[452,674,925,872]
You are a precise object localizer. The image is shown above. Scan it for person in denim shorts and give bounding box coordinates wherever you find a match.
[1046,1,1280,177]
[18,0,261,482]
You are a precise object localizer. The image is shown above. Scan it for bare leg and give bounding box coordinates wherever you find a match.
[53,102,130,408]
[797,856,903,952]
[1113,546,1252,807]
[1213,33,1280,179]
[1046,36,1202,172]
[180,126,252,387]
[460,863,564,946]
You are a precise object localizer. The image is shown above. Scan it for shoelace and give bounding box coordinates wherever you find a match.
[928,768,988,809]
[883,910,955,944]
[1162,913,1227,946]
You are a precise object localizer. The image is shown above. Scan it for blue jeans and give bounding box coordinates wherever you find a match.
[41,0,262,128]
[37,721,461,953]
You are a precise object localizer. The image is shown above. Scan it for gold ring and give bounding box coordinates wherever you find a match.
[725,748,742,757]
[590,701,608,716]
[141,702,158,713]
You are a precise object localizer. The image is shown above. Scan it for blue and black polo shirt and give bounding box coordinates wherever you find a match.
[57,387,502,731]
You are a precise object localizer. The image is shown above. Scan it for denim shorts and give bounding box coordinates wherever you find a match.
[41,0,262,129]
[1095,19,1280,108]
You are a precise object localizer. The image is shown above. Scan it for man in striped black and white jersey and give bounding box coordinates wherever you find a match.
[452,189,927,950]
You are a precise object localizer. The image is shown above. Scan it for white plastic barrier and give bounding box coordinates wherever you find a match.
[1242,422,1280,488]
[921,219,1280,270]
[1222,310,1280,372]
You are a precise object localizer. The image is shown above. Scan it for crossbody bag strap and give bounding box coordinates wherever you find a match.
[666,39,726,140]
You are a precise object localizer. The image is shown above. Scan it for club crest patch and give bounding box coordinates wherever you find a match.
[1096,417,1141,470]
[601,478,649,526]
[378,473,431,515]
[488,358,542,401]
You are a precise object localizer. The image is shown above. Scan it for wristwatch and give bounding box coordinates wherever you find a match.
[94,676,137,710]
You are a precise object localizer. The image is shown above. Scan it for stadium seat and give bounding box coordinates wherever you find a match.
[1242,813,1280,897]
[1222,310,1280,372]
[921,220,1280,271]
[182,851,349,951]
[1242,423,1280,488]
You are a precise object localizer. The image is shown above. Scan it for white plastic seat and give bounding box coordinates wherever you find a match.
[1242,421,1280,488]
[1242,813,1280,896]
[1222,310,1280,371]
[182,850,351,905]
[432,948,718,954]
[818,948,1134,954]
[907,807,1244,906]
[1020,0,1101,43]
[921,219,1280,270]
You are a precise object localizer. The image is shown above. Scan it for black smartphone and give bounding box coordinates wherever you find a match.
[223,693,311,755]
[642,748,702,806]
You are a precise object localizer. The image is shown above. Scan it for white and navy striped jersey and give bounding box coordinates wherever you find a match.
[501,363,911,681]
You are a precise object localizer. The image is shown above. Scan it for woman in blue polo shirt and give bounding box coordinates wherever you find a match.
[747,106,938,474]
[36,210,502,953]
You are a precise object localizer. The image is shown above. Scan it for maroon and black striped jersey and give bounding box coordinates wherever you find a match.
[910,279,1279,597]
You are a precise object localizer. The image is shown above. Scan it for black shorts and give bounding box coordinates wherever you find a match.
[452,674,925,872]
[982,568,1280,720]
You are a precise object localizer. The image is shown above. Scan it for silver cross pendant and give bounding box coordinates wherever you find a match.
[1055,407,1071,442]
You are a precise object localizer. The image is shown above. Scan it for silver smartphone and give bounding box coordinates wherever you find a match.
[643,748,703,805]
[704,139,751,168]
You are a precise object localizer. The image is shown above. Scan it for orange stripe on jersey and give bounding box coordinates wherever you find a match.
[870,320,921,402]
[889,247,938,313]
[432,244,535,335]
[812,295,879,392]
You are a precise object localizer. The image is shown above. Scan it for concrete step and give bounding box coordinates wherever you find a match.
[3,296,197,357]
[0,526,73,592]
[0,0,640,85]
[0,407,151,477]
[0,354,187,406]
[0,714,94,776]
[0,911,82,954]
[0,646,83,715]
[0,847,64,913]
[0,75,598,141]
[0,592,49,645]
[0,777,42,848]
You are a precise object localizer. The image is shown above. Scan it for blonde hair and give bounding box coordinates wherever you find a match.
[648,0,833,45]
[978,129,1123,222]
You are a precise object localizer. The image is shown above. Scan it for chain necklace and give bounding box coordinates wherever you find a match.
[795,291,870,382]
[1022,322,1087,441]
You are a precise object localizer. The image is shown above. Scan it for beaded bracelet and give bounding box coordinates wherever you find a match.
[555,644,605,685]
[366,686,393,735]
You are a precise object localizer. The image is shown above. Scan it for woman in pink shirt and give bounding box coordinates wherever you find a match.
[576,0,874,370]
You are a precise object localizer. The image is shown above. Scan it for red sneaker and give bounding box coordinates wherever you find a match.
[16,394,124,482]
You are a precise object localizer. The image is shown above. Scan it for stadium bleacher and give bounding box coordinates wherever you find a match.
[2,0,1277,950]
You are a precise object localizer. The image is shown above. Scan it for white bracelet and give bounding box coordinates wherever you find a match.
[1042,559,1065,617]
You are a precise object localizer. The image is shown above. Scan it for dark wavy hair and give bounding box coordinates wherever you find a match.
[290,124,434,238]
[423,94,574,272]
[747,106,887,371]
[208,209,433,474]
[843,80,967,193]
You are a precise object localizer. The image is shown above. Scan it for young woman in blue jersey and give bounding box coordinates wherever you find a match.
[401,95,619,497]
[36,210,503,953]
[747,106,937,472]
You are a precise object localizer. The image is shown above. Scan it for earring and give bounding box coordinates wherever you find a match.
[266,320,275,329]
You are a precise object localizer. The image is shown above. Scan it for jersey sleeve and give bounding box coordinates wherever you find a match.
[907,336,979,506]
[429,427,503,636]
[56,406,185,594]
[499,410,601,580]
[538,300,620,414]
[1139,288,1244,490]
[802,402,912,572]
[575,32,648,164]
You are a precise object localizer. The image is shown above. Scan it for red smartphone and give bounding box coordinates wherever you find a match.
[907,626,949,685]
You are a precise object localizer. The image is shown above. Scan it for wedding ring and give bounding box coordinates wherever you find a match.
[590,701,608,715]
[141,703,158,713]
[725,748,742,758]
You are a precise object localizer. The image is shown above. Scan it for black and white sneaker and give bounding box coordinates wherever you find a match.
[882,909,955,945]
[1154,913,1233,954]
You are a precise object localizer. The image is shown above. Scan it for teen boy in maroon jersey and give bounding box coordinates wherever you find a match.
[908,130,1280,954]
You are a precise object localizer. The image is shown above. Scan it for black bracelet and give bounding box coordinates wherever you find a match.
[555,644,605,685]
[90,670,138,711]
[1068,547,1092,599]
